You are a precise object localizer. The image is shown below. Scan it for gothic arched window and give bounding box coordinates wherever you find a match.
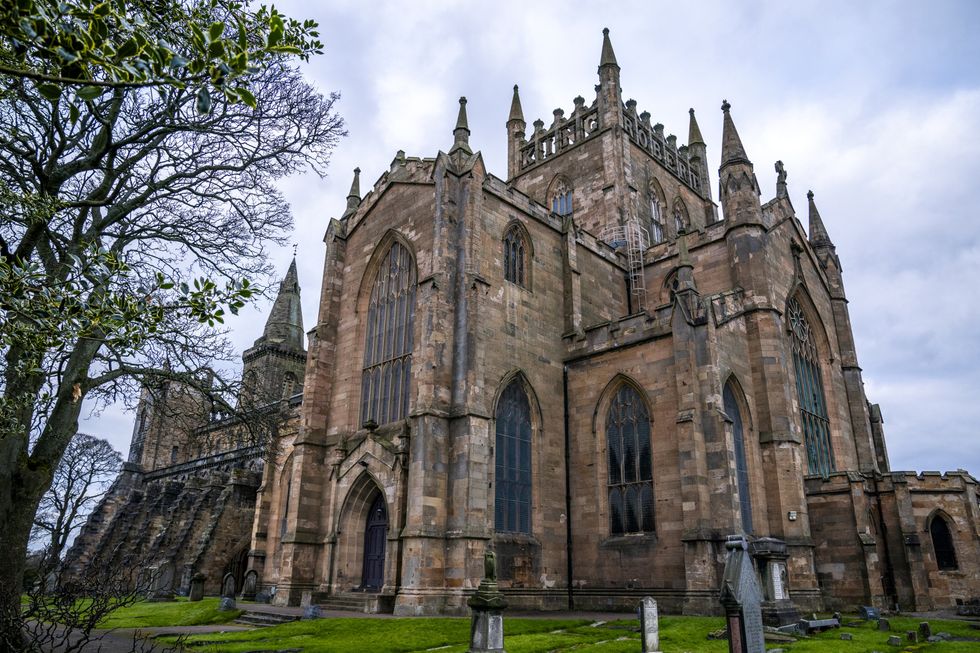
[551,179,573,216]
[724,381,753,533]
[673,200,688,236]
[607,383,654,535]
[503,225,529,288]
[930,514,958,570]
[788,296,835,476]
[650,194,664,244]
[361,241,416,427]
[494,379,532,534]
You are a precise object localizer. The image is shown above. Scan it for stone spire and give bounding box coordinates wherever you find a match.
[451,96,472,155]
[259,257,304,352]
[599,27,618,68]
[688,108,705,146]
[344,167,361,216]
[508,84,524,123]
[807,190,834,249]
[719,100,751,169]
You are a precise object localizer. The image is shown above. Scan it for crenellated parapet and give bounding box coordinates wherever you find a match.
[621,99,705,197]
[517,94,601,171]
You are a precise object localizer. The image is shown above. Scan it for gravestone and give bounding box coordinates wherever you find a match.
[218,596,237,611]
[919,622,931,639]
[188,573,205,601]
[859,606,880,620]
[467,550,507,653]
[719,535,765,653]
[147,561,176,601]
[638,597,661,653]
[878,617,890,631]
[887,635,901,646]
[221,573,236,599]
[906,631,918,643]
[748,537,799,627]
[241,570,258,601]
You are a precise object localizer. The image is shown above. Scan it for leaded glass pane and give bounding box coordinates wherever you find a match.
[361,242,416,426]
[788,297,836,476]
[724,382,753,533]
[494,379,533,534]
[606,384,655,535]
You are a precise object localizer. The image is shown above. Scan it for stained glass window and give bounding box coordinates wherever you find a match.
[789,297,835,476]
[361,242,416,426]
[607,384,654,535]
[724,382,753,533]
[551,179,573,216]
[930,515,958,570]
[494,379,532,533]
[503,226,528,288]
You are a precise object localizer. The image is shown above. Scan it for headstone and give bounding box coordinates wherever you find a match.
[748,537,799,627]
[638,597,661,653]
[218,596,237,611]
[887,635,901,646]
[221,573,236,599]
[300,590,313,608]
[241,570,258,601]
[719,535,766,653]
[147,561,176,601]
[255,590,272,604]
[878,617,890,632]
[467,550,508,653]
[919,622,931,639]
[303,605,322,620]
[860,606,880,620]
[188,573,205,602]
[841,633,853,640]
[906,631,917,643]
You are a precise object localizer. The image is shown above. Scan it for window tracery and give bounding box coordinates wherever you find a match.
[361,241,416,427]
[650,195,664,244]
[503,226,529,288]
[607,383,654,535]
[551,179,573,216]
[494,379,532,534]
[789,296,835,476]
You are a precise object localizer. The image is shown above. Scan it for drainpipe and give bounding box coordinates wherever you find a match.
[563,364,575,609]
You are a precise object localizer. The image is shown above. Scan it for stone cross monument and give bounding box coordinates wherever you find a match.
[467,550,508,653]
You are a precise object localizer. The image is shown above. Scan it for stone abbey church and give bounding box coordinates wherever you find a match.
[70,29,980,617]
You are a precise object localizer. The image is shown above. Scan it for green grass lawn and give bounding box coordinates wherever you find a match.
[97,597,242,629]
[167,613,980,653]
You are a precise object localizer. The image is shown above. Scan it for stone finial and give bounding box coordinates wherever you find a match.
[807,190,834,248]
[451,96,472,155]
[775,160,788,198]
[688,108,705,146]
[508,84,524,123]
[599,27,618,67]
[720,99,751,168]
[346,167,361,202]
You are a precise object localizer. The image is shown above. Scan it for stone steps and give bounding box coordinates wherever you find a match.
[233,610,301,627]
[315,593,379,613]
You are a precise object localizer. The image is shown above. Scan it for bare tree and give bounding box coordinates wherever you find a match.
[32,434,122,562]
[0,1,345,648]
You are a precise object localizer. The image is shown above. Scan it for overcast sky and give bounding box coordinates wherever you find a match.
[84,0,980,476]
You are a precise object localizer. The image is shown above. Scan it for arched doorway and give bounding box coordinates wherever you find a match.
[361,493,387,590]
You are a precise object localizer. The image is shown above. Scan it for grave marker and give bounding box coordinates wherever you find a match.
[638,597,661,653]
[719,535,766,653]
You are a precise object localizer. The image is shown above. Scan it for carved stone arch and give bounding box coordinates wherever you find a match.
[671,196,690,237]
[547,174,574,216]
[591,373,654,437]
[649,177,666,205]
[926,508,959,571]
[355,229,418,314]
[492,369,543,436]
[721,372,754,432]
[502,219,533,289]
[784,284,834,364]
[660,268,682,305]
[334,470,391,590]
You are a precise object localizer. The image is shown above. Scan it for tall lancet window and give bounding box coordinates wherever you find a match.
[503,225,529,288]
[361,241,416,426]
[788,297,835,476]
[607,383,654,535]
[930,514,958,571]
[551,179,573,216]
[650,195,664,244]
[494,379,532,534]
[724,381,753,533]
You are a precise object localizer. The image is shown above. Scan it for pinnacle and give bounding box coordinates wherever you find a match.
[720,99,751,168]
[451,96,472,155]
[688,108,705,146]
[807,189,834,248]
[599,27,618,68]
[508,84,524,123]
[347,167,361,200]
